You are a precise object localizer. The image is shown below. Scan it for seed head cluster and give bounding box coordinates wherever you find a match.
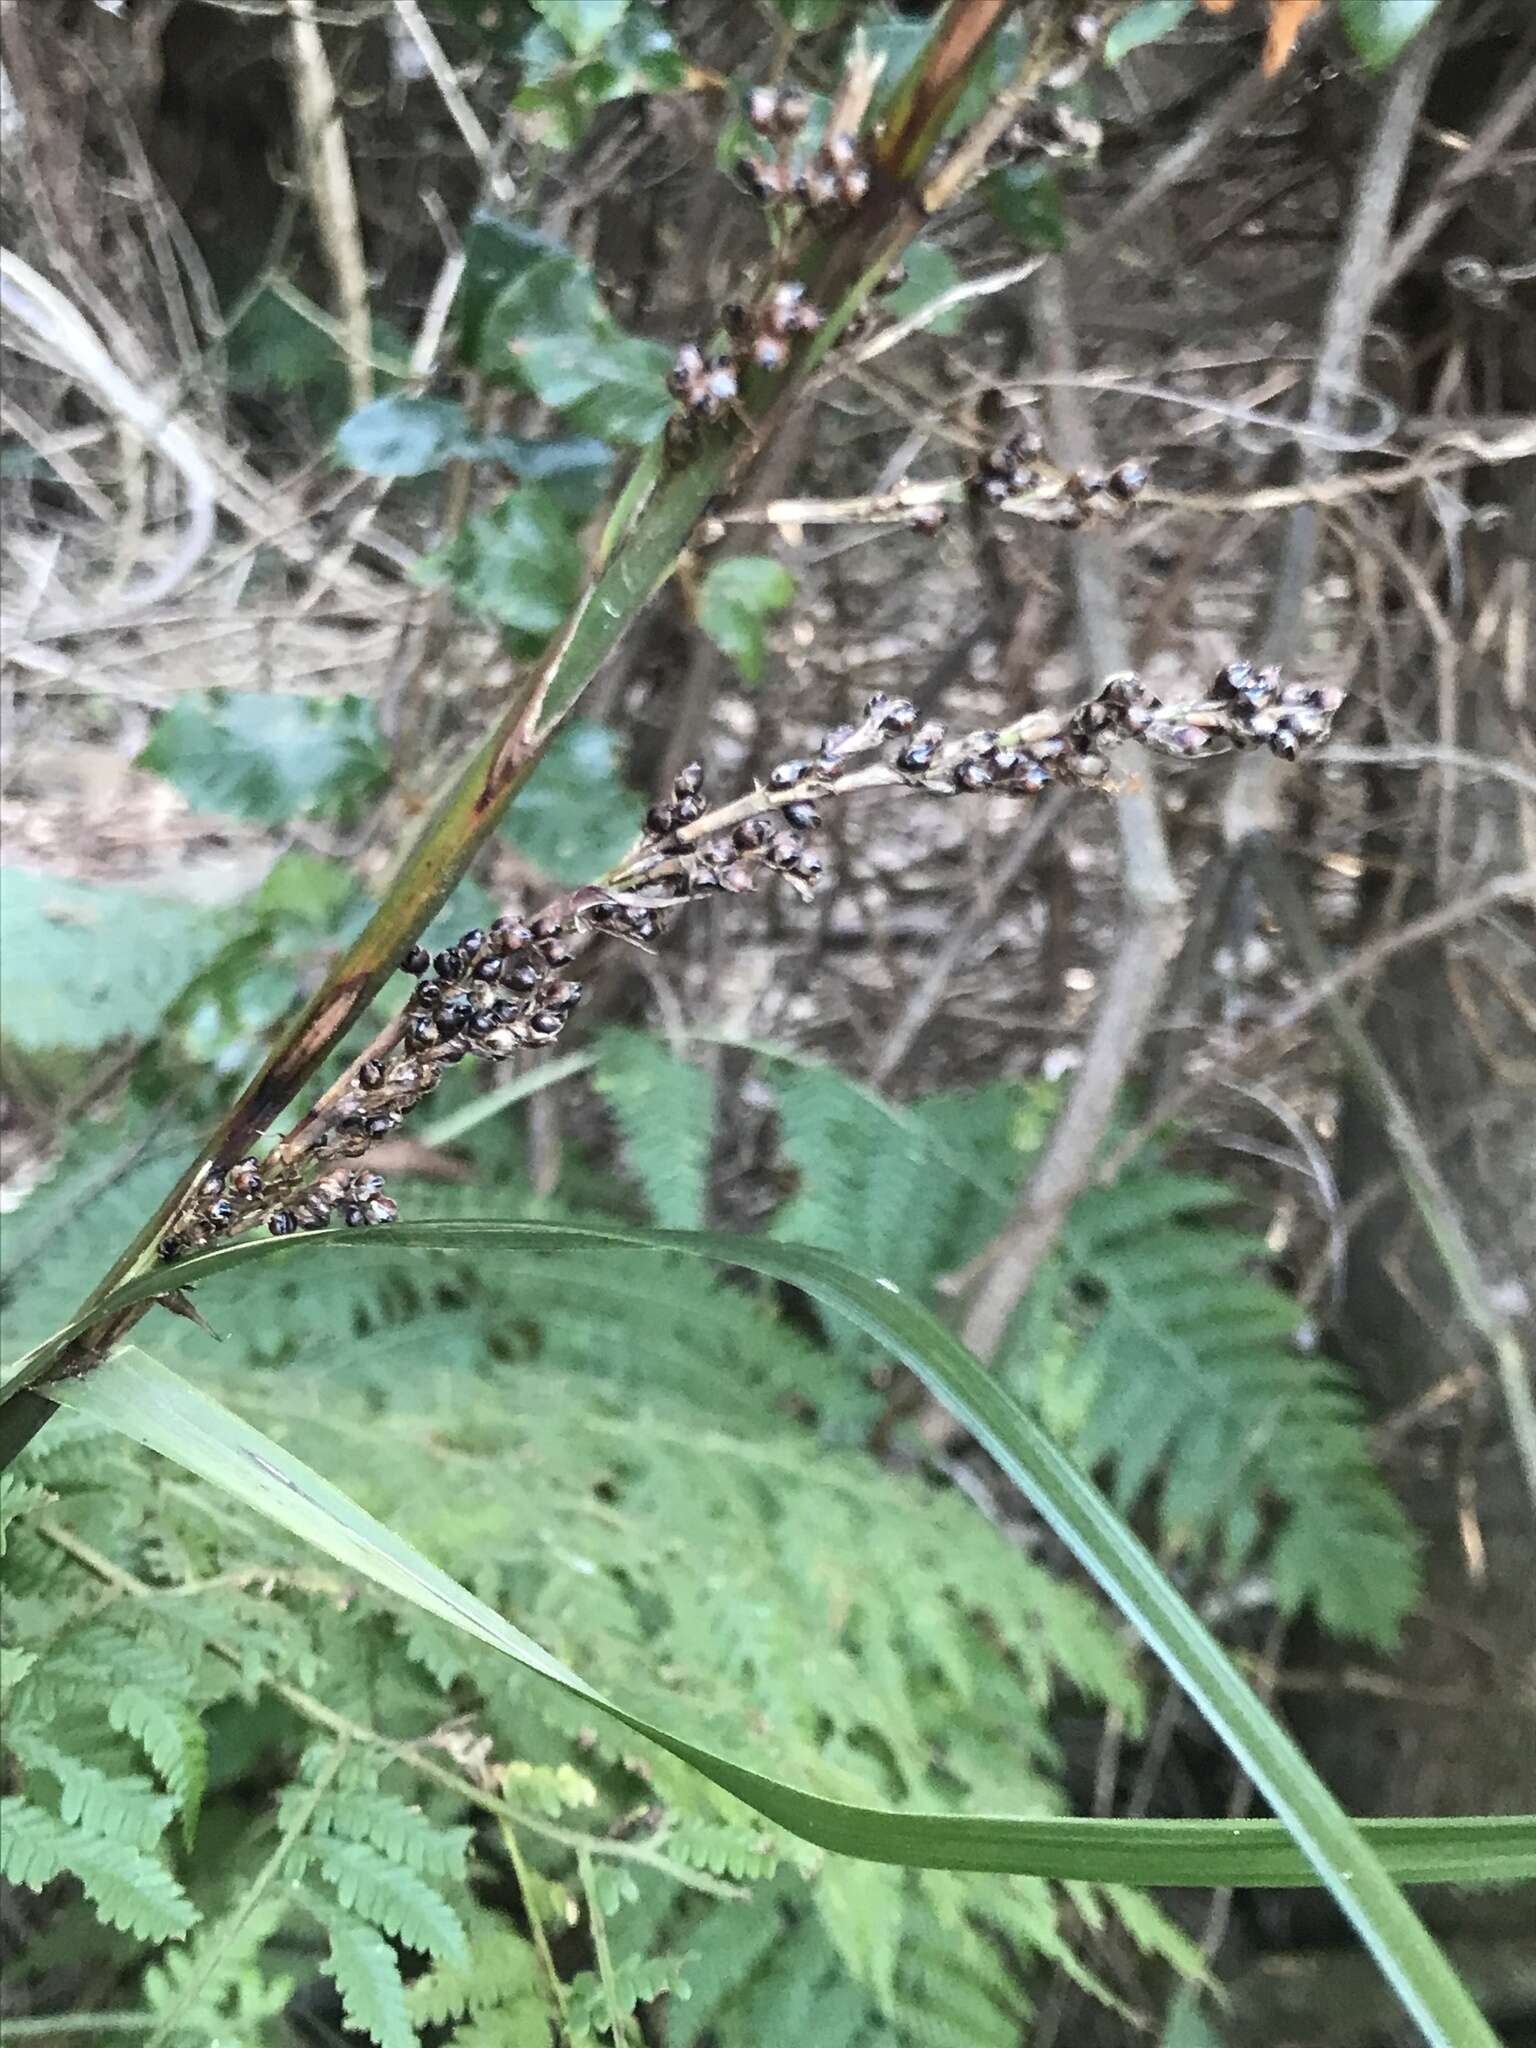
[968,428,1149,528]
[736,86,871,214]
[159,661,1342,1266]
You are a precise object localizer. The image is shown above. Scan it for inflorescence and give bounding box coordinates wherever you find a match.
[159,661,1343,1266]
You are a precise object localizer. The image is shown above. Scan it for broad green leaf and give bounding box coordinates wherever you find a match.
[420,486,583,650]
[469,434,615,518]
[16,1225,1529,2048]
[0,868,229,1054]
[477,251,607,384]
[1105,0,1194,63]
[879,240,970,335]
[532,0,629,57]
[499,720,644,883]
[251,851,356,929]
[335,396,468,476]
[476,248,671,444]
[1340,0,1442,68]
[698,556,796,683]
[562,333,673,445]
[456,212,564,363]
[137,692,385,826]
[983,164,1068,251]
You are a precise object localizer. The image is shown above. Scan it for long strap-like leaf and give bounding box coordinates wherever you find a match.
[13,1223,1527,2048]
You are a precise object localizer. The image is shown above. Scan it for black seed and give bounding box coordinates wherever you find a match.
[544,979,583,1011]
[1107,461,1149,500]
[530,915,563,942]
[458,927,485,953]
[198,1170,224,1201]
[769,759,811,790]
[768,831,803,867]
[506,962,542,992]
[783,800,819,830]
[206,1198,237,1226]
[433,947,466,981]
[410,1015,441,1048]
[343,1205,368,1228]
[673,761,704,798]
[348,1172,385,1201]
[359,1059,385,1089]
[159,1235,183,1261]
[416,980,445,1008]
[793,850,824,881]
[733,815,773,851]
[493,1000,519,1024]
[955,759,994,791]
[879,697,917,733]
[672,793,706,826]
[269,1212,297,1237]
[646,803,675,836]
[401,944,430,976]
[527,1009,564,1038]
[491,916,533,951]
[474,956,504,983]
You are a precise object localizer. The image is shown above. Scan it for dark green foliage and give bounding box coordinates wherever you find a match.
[420,485,585,653]
[698,556,797,684]
[1,1125,1174,2045]
[749,1053,1417,1642]
[136,691,387,827]
[499,720,646,882]
[1340,0,1443,68]
[983,164,1068,250]
[880,242,968,333]
[0,869,231,1054]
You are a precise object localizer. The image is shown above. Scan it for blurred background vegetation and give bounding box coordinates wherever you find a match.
[1,0,1532,2042]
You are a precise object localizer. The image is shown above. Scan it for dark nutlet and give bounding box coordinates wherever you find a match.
[530,915,563,942]
[674,761,704,798]
[269,1211,298,1237]
[954,759,994,791]
[783,800,819,831]
[358,1058,385,1088]
[433,947,466,982]
[646,803,676,837]
[401,944,430,976]
[734,815,773,851]
[769,759,812,790]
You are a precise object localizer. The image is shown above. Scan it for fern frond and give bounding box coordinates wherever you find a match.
[595,1026,713,1228]
[10,1733,175,1852]
[108,1688,209,1847]
[317,1908,415,2048]
[0,1796,198,1941]
[304,1834,468,1959]
[311,1788,473,1883]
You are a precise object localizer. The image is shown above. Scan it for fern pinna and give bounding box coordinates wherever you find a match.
[3,1101,1209,2047]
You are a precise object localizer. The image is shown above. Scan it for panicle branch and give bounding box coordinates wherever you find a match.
[158,661,1344,1262]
